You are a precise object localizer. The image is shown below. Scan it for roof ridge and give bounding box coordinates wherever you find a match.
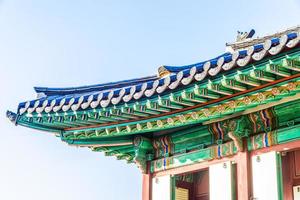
[34,75,158,96]
[226,25,300,51]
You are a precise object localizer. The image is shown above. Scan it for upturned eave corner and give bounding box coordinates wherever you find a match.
[6,110,18,125]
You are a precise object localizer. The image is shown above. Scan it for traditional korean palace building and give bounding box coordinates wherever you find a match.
[7,26,300,200]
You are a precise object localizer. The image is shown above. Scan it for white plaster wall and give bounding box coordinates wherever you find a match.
[252,151,280,200]
[293,185,300,200]
[209,161,233,200]
[152,175,171,200]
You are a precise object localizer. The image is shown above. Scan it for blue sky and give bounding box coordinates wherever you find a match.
[0,1,299,200]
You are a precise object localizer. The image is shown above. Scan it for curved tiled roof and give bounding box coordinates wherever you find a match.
[17,27,300,115]
[7,25,300,170]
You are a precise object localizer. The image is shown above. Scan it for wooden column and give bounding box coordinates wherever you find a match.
[236,141,251,200]
[142,173,152,200]
[282,152,293,200]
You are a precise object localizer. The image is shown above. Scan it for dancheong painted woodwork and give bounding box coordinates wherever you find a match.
[7,26,300,200]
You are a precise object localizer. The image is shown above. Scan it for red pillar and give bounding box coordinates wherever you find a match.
[281,153,293,200]
[142,173,152,200]
[236,145,251,200]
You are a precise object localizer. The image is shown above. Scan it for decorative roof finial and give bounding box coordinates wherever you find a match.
[157,65,170,77]
[236,29,255,42]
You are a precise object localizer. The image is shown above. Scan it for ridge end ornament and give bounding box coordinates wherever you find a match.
[6,110,18,125]
[236,29,256,42]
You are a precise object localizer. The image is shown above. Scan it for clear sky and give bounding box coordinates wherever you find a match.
[0,1,299,200]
